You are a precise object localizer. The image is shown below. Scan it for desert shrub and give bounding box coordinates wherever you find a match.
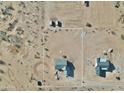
[121,34,124,40]
[0,60,6,65]
[44,48,49,51]
[86,22,92,27]
[116,76,120,80]
[111,31,116,35]
[0,69,4,74]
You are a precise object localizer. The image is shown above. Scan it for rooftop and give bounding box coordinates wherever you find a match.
[96,57,110,77]
[55,58,67,70]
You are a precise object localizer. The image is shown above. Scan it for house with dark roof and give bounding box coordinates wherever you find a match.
[95,57,110,77]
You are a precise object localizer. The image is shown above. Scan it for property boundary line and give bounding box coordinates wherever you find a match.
[42,28,84,87]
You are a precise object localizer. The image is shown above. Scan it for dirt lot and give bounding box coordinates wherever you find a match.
[0,1,45,90]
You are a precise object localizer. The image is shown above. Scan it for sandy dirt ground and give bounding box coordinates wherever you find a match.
[83,1,124,91]
[0,1,124,91]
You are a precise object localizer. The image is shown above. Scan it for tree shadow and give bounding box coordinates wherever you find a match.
[66,60,75,77]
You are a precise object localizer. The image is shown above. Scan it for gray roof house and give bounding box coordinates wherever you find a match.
[55,58,67,71]
[55,58,75,77]
[95,57,110,77]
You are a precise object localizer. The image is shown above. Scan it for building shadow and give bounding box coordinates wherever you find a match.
[58,21,62,27]
[100,70,106,77]
[108,61,116,72]
[101,61,115,78]
[66,60,75,77]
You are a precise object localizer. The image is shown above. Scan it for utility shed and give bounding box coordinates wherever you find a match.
[55,58,67,71]
[50,18,62,28]
[50,20,56,27]
[95,57,110,77]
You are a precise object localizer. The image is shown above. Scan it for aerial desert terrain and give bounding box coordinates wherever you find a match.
[0,1,124,91]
